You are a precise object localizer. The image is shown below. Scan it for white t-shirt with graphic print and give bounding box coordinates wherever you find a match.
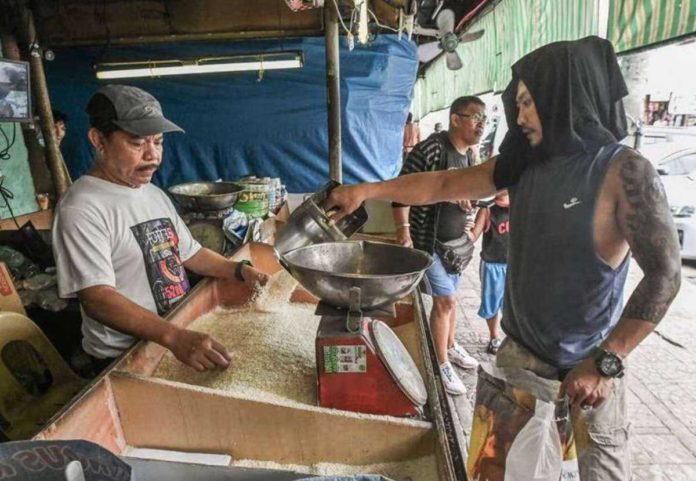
[53,175,201,359]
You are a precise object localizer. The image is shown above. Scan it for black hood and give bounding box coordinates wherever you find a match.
[499,36,628,162]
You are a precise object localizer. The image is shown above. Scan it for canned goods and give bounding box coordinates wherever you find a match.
[236,178,271,218]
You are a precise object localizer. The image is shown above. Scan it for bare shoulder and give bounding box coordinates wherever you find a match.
[603,147,667,216]
[609,146,670,224]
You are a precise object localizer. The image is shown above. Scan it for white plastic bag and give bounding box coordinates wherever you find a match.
[504,400,563,481]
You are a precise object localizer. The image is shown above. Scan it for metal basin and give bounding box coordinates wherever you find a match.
[281,241,433,309]
[275,180,368,255]
[168,181,244,211]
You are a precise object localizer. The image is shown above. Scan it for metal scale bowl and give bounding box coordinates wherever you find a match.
[282,240,432,331]
[168,181,244,212]
[168,181,245,255]
[280,237,434,417]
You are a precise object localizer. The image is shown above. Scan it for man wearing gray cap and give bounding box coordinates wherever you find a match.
[53,85,269,375]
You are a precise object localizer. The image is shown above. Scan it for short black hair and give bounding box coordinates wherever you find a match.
[52,109,68,123]
[407,112,413,123]
[86,93,121,136]
[449,96,485,117]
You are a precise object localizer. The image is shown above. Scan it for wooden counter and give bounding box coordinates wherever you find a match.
[0,209,53,230]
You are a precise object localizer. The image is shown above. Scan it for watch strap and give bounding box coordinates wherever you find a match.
[235,259,253,281]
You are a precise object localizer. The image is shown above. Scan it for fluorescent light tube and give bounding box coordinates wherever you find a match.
[95,53,303,79]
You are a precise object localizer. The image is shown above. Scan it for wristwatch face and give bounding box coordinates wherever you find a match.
[598,352,622,377]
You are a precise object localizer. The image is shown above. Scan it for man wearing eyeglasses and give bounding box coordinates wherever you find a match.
[392,96,486,395]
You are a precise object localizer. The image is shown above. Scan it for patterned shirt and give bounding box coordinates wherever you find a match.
[394,132,474,254]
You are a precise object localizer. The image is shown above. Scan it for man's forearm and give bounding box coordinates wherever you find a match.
[184,248,236,280]
[366,160,497,206]
[603,266,682,359]
[79,286,178,348]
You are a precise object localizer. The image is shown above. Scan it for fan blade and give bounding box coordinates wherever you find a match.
[446,51,463,70]
[418,41,443,63]
[431,0,445,20]
[415,27,441,38]
[458,29,485,43]
[436,9,455,36]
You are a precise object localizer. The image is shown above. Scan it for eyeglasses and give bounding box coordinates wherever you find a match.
[454,112,487,123]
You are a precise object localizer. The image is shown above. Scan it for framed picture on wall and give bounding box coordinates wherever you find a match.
[0,59,31,123]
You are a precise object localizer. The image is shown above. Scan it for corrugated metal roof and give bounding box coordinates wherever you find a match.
[413,0,599,118]
[608,0,696,52]
[414,0,696,119]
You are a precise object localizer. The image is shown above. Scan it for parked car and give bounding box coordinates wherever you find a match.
[656,148,696,260]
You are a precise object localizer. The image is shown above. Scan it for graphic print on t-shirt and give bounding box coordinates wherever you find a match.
[130,218,190,314]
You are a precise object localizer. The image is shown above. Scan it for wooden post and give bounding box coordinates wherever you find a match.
[20,8,72,198]
[324,4,342,184]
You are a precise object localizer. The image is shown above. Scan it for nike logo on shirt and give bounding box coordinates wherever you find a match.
[563,198,582,209]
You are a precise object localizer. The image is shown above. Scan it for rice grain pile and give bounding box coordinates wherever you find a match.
[154,269,319,404]
[252,269,299,312]
[230,455,438,480]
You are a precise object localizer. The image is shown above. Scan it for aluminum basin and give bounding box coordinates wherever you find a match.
[281,241,433,309]
[274,180,368,255]
[168,181,244,211]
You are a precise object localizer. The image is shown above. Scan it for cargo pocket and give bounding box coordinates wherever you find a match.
[588,424,629,447]
[582,423,632,481]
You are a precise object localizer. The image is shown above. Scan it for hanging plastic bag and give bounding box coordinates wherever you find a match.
[468,363,577,481]
[504,400,562,481]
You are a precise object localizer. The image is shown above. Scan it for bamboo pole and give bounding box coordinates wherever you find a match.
[324,4,342,184]
[20,7,72,198]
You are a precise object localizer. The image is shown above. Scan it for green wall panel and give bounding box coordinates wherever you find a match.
[0,38,39,221]
[413,0,600,118]
[608,0,696,52]
[0,122,39,220]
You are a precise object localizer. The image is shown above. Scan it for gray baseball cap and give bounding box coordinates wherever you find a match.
[90,84,184,136]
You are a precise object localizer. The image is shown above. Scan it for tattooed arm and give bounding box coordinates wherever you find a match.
[601,149,682,359]
[561,149,681,407]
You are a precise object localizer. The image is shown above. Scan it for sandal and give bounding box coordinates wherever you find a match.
[487,338,502,354]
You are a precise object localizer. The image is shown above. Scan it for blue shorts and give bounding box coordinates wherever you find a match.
[426,253,463,297]
[478,260,507,319]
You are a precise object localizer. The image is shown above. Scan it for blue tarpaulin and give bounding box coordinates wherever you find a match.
[45,35,417,193]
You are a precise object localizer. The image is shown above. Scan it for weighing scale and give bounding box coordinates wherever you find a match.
[278,237,434,418]
[315,298,428,417]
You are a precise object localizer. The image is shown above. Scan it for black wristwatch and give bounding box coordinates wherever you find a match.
[594,348,625,378]
[235,259,253,282]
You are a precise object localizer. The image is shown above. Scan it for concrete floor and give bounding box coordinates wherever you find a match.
[426,245,696,481]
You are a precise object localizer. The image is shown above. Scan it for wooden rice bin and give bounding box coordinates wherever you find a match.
[35,240,468,480]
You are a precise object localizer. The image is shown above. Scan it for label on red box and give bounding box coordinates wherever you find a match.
[324,345,367,373]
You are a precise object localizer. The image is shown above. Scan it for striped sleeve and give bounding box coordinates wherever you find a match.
[392,137,443,208]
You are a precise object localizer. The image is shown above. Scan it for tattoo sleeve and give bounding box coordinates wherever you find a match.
[618,151,682,324]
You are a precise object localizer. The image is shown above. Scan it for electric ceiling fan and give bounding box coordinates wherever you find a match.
[416,8,484,70]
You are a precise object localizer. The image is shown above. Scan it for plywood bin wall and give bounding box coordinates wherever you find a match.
[111,373,436,466]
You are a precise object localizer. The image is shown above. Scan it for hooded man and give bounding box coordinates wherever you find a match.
[325,36,681,479]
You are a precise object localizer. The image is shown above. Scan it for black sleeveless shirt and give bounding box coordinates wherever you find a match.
[499,143,631,369]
